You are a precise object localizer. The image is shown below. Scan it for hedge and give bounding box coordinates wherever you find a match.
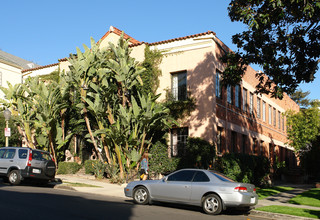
[57,162,82,174]
[214,153,270,186]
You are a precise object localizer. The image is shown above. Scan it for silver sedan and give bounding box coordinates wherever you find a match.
[124,168,258,215]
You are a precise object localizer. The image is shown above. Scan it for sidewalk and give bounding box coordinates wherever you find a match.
[53,174,127,199]
[52,174,320,219]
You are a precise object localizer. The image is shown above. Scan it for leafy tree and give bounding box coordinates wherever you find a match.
[289,89,311,108]
[222,0,320,98]
[286,100,320,151]
[67,35,175,179]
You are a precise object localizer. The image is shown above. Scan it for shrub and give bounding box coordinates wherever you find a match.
[182,137,215,169]
[93,161,108,179]
[149,141,180,176]
[84,160,98,174]
[57,162,82,174]
[214,153,270,186]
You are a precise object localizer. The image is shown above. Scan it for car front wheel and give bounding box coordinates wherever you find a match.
[133,186,149,205]
[8,170,21,185]
[202,194,222,215]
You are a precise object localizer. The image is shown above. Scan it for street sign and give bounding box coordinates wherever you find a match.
[5,128,11,137]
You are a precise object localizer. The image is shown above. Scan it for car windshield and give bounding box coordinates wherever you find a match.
[209,171,235,182]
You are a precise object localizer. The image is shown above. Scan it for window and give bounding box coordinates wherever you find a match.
[262,101,266,121]
[210,171,234,182]
[260,140,264,155]
[227,85,232,104]
[249,92,253,114]
[172,71,187,101]
[193,171,210,182]
[278,111,281,129]
[171,127,188,157]
[167,170,195,182]
[0,149,5,158]
[217,127,223,154]
[242,134,247,154]
[215,71,222,98]
[242,88,247,112]
[252,138,257,154]
[269,105,272,124]
[257,97,261,119]
[19,149,28,159]
[235,85,240,108]
[231,131,237,153]
[273,108,276,127]
[3,149,16,159]
[282,116,285,131]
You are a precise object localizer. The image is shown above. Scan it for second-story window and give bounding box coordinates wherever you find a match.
[278,111,281,129]
[262,101,266,121]
[172,71,187,101]
[249,92,253,114]
[227,85,232,104]
[242,88,247,112]
[235,85,240,108]
[273,108,276,127]
[215,71,222,99]
[269,105,272,125]
[257,97,261,119]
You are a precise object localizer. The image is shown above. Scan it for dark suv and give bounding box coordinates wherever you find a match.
[0,147,56,185]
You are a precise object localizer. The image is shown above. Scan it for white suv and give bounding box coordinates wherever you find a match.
[0,147,56,185]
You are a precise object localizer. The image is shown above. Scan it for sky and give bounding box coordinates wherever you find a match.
[1,0,319,101]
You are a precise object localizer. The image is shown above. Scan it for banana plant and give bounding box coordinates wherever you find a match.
[0,82,36,148]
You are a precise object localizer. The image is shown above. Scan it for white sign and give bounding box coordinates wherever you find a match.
[4,128,11,137]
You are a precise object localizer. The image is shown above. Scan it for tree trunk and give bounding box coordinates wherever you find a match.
[48,132,58,168]
[83,108,103,162]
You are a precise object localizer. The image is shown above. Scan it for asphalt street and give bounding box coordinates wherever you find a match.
[0,182,265,220]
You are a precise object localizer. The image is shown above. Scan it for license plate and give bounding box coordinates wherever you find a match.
[250,197,255,203]
[32,169,41,174]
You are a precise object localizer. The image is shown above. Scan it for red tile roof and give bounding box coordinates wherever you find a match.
[21,63,59,73]
[147,31,216,46]
[99,26,141,44]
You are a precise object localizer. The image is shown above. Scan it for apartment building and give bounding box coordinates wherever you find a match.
[33,26,300,167]
[0,50,40,100]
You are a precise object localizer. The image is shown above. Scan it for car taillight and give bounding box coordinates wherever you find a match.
[254,188,256,192]
[234,187,247,192]
[27,151,32,166]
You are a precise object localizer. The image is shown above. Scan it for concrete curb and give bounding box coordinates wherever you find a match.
[53,184,76,191]
[250,210,317,220]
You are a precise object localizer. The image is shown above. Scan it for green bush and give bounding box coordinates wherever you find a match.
[214,153,270,186]
[149,141,180,176]
[182,137,215,169]
[84,160,98,174]
[93,161,108,179]
[57,162,82,174]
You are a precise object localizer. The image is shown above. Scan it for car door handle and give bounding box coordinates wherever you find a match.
[9,160,13,162]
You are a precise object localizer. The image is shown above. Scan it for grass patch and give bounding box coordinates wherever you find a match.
[63,181,102,188]
[256,186,295,200]
[256,205,320,219]
[289,188,320,208]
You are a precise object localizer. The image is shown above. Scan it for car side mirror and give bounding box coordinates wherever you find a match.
[163,176,168,182]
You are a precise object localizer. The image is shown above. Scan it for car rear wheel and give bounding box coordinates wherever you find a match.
[202,194,222,215]
[8,170,21,185]
[133,186,149,205]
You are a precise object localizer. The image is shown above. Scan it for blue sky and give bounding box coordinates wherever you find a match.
[1,0,318,100]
